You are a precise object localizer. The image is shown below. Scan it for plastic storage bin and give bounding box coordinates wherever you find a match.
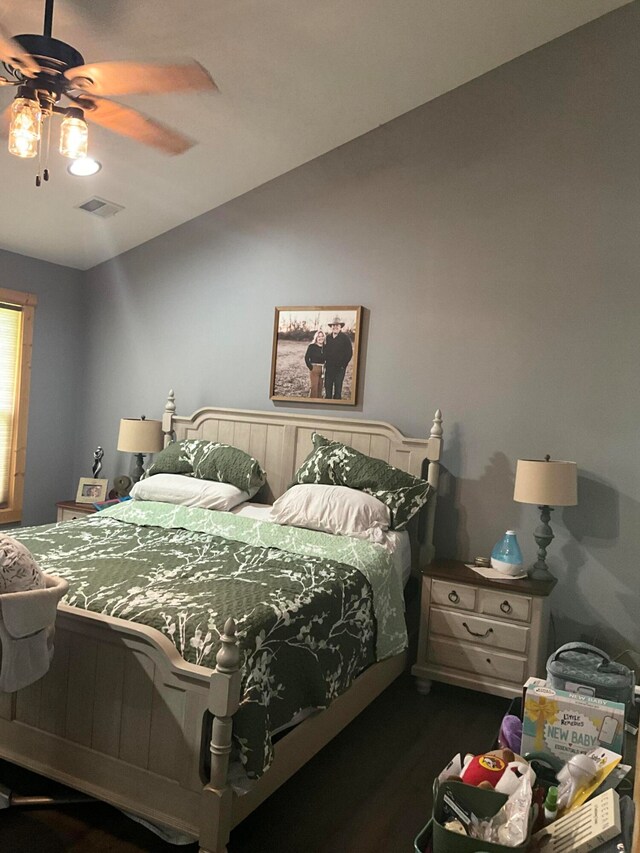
[431,781,531,853]
[413,819,433,852]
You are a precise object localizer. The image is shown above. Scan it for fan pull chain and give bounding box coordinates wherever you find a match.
[44,107,52,182]
[35,113,44,187]
[34,108,53,187]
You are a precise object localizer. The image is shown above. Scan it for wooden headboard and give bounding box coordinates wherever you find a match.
[161,391,443,570]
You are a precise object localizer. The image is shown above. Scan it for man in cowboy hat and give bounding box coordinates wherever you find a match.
[324,315,353,400]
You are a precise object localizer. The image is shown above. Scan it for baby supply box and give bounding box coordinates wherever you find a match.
[521,678,625,760]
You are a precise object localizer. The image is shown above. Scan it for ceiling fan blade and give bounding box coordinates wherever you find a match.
[69,94,195,155]
[0,24,40,77]
[64,60,218,96]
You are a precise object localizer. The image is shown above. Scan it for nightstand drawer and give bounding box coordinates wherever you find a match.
[429,607,529,654]
[431,579,476,611]
[58,508,85,522]
[56,501,97,523]
[478,589,531,623]
[428,636,526,684]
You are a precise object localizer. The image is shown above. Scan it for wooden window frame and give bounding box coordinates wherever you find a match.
[0,288,37,525]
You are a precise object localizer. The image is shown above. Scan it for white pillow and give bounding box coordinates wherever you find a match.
[130,474,249,511]
[270,484,390,540]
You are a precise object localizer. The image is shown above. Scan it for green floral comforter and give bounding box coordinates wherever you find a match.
[14,501,407,778]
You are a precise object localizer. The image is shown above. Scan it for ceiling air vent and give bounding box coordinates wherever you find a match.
[77,197,125,218]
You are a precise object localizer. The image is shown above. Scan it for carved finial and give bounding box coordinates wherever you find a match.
[162,390,177,447]
[216,618,239,673]
[430,409,443,439]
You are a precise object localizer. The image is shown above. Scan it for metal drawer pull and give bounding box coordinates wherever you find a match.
[462,622,493,639]
[500,600,512,614]
[448,590,460,604]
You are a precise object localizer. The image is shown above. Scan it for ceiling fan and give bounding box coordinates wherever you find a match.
[0,0,218,185]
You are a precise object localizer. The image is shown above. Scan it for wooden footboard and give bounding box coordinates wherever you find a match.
[0,605,212,839]
[0,606,407,853]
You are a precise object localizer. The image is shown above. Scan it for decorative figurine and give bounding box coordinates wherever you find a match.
[92,446,104,478]
[113,475,132,498]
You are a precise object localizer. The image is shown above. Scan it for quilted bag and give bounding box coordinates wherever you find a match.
[546,642,635,713]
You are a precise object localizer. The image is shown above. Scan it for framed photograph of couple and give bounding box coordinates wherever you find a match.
[270,306,363,405]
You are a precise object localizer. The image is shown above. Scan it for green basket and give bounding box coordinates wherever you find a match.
[414,819,433,852]
[431,781,531,853]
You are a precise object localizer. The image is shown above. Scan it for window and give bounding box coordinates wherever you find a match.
[0,288,36,524]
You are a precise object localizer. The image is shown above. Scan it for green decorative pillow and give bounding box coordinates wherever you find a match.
[292,432,431,530]
[144,441,192,476]
[146,439,266,497]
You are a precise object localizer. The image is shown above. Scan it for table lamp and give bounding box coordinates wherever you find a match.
[117,416,163,483]
[513,456,577,581]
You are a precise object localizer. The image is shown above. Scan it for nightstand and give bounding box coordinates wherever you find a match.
[412,560,556,699]
[56,501,98,522]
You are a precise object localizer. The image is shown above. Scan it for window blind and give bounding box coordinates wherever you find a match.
[0,304,21,506]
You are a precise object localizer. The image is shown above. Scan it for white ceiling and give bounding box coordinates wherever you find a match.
[0,0,630,270]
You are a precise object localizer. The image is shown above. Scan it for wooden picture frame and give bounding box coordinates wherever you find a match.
[76,477,109,504]
[270,305,363,405]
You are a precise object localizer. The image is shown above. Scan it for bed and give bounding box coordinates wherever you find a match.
[0,392,443,853]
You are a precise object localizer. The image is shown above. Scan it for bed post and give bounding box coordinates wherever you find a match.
[424,409,443,566]
[199,618,242,853]
[162,389,176,447]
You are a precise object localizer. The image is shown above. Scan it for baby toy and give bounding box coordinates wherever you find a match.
[498,714,523,754]
[446,748,536,795]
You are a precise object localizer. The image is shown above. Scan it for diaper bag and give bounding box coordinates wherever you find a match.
[546,642,635,714]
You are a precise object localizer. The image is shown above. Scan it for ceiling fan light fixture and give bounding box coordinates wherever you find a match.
[67,156,101,177]
[59,110,88,159]
[8,97,42,159]
[1,0,216,182]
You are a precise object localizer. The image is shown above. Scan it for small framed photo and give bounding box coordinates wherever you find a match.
[76,477,109,504]
[270,305,363,405]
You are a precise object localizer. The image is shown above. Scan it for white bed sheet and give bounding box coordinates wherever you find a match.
[232,502,412,587]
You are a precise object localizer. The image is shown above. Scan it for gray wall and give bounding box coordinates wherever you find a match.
[1,248,85,526]
[80,5,639,655]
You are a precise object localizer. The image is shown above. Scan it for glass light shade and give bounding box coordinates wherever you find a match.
[59,114,89,159]
[8,97,42,159]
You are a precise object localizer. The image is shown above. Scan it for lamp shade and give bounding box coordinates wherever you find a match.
[117,418,163,453]
[513,459,577,507]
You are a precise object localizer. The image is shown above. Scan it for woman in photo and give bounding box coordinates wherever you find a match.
[304,330,326,398]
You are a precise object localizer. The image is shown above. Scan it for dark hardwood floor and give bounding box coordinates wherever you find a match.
[0,676,508,852]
